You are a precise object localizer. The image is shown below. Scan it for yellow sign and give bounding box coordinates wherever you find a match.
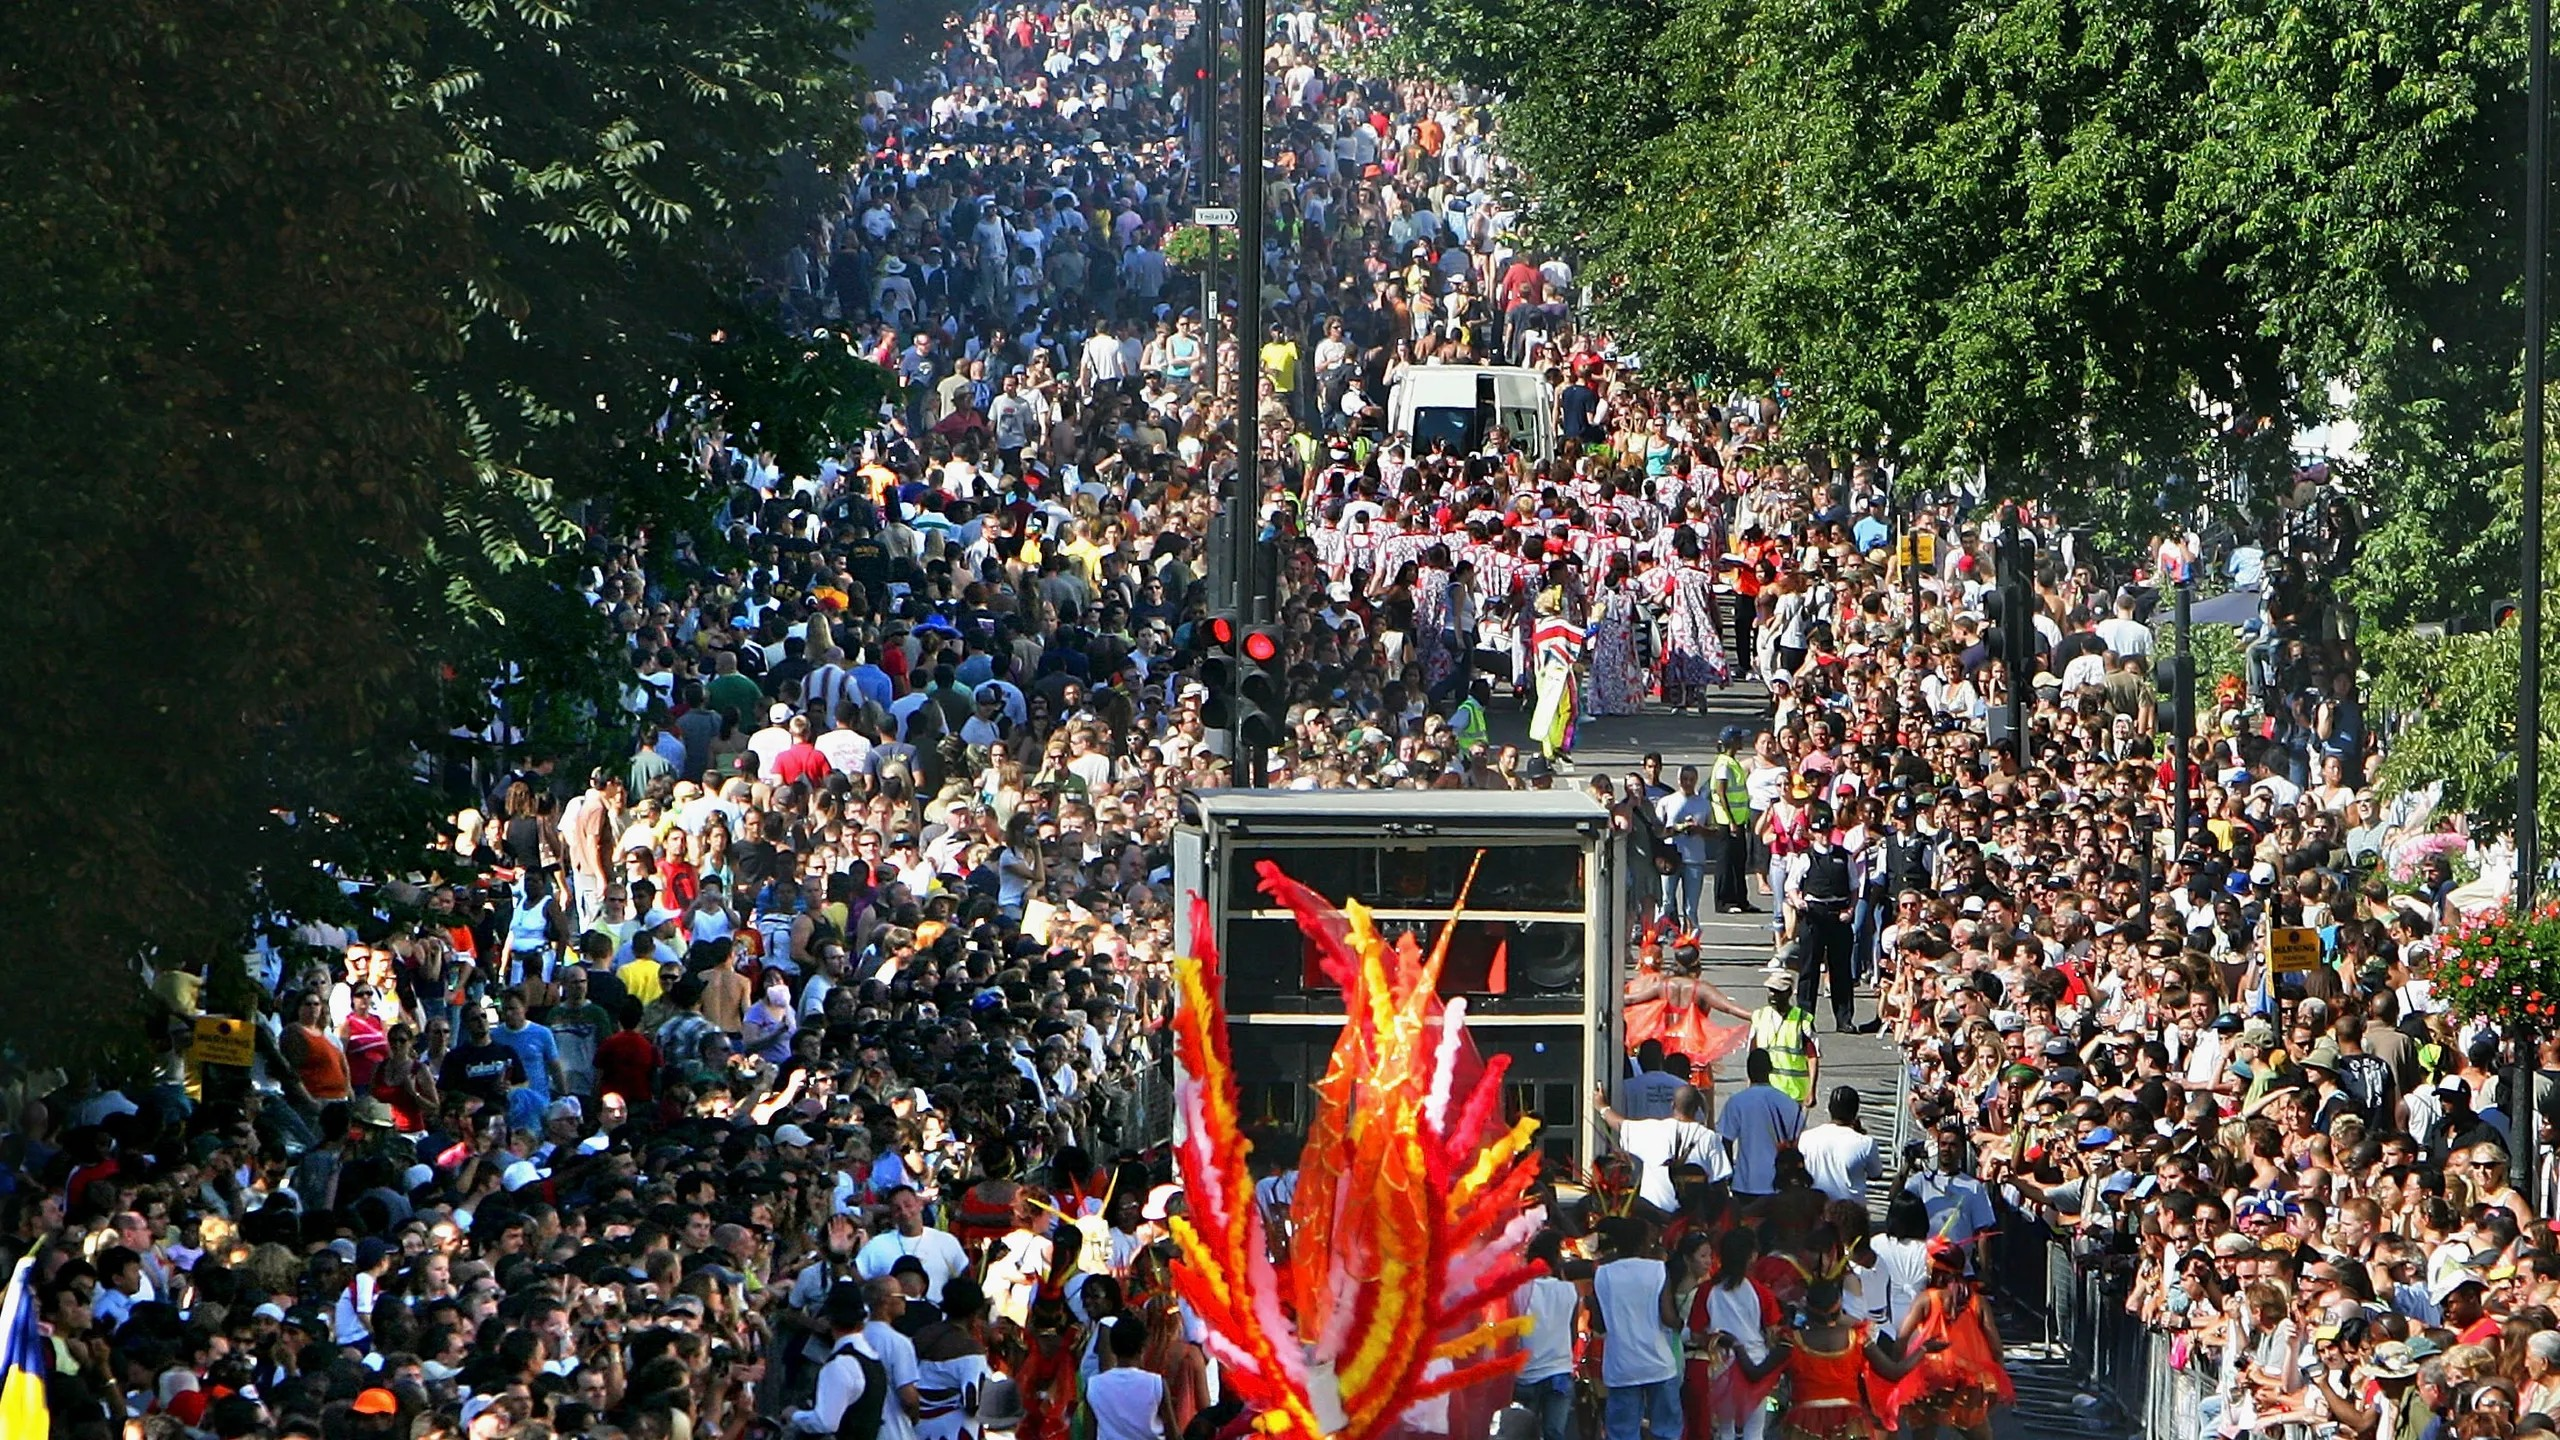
[1896,533,1939,567]
[2267,927,2323,975]
[189,1016,256,1068]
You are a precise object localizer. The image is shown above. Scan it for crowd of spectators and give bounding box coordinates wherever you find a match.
[1,1,2528,1440]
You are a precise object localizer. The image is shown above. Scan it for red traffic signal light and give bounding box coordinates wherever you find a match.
[1242,629,1278,663]
[1207,613,1238,647]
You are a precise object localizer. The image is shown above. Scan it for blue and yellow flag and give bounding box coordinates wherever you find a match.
[0,1254,48,1437]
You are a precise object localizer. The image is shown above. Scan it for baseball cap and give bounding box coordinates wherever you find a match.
[353,1389,400,1417]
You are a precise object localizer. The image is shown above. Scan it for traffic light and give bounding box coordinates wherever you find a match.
[1200,611,1242,728]
[1236,624,1285,749]
[2000,530,2038,678]
[2156,653,2196,740]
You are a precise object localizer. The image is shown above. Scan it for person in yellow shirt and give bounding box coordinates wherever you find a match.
[1259,322,1301,408]
[1061,518,1110,587]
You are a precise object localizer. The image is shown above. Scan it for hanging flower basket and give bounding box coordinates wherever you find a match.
[2430,902,2560,1027]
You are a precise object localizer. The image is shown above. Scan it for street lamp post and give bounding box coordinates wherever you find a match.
[2517,0,2549,1206]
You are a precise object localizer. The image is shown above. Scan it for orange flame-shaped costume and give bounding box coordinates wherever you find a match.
[1168,859,1550,1440]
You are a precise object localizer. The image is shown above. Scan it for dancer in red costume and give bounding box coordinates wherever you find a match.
[1881,1240,2013,1440]
[1623,937,1754,1098]
[1010,1284,1083,1440]
[1774,1279,1941,1440]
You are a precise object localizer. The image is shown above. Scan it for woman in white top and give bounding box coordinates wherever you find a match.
[1869,1193,1934,1343]
[1695,1226,1789,1440]
[1085,1315,1176,1440]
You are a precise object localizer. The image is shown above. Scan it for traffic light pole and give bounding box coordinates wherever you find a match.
[1198,7,1220,405]
[2516,0,2547,1209]
[1235,0,1266,630]
[2001,504,2028,766]
[2172,580,2195,845]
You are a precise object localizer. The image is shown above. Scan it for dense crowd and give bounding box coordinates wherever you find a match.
[1,1,2528,1440]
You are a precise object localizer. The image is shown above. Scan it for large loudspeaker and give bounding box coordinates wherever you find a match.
[1175,791,1624,1167]
[1225,1020,1590,1170]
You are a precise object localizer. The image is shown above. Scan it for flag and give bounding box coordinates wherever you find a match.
[0,1254,48,1438]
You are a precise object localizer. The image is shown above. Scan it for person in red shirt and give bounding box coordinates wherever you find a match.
[593,997,659,1106]
[770,714,832,787]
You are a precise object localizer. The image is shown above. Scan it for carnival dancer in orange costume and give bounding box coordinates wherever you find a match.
[1623,936,1752,1105]
[1880,1240,2013,1440]
[1774,1279,1941,1440]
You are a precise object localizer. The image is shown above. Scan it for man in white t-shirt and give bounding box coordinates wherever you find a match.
[1512,1230,1581,1440]
[1591,1217,1682,1440]
[853,1187,972,1303]
[1086,1313,1176,1440]
[2094,592,2155,658]
[859,1278,925,1440]
[1594,1084,1731,1210]
[1799,1085,1881,1204]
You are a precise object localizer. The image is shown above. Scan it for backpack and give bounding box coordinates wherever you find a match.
[833,1345,891,1440]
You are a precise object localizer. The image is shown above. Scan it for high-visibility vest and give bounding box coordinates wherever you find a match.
[1750,1004,1815,1105]
[1709,755,1753,827]
[1452,697,1489,754]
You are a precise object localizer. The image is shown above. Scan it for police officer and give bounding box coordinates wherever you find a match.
[1792,800,1859,1033]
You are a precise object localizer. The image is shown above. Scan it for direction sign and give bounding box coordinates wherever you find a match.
[2267,926,2323,974]
[1193,206,1239,226]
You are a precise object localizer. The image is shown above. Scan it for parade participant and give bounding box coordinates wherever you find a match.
[1528,587,1585,764]
[1646,525,1733,713]
[1880,1241,2013,1440]
[1772,1279,1941,1440]
[1691,1225,1789,1440]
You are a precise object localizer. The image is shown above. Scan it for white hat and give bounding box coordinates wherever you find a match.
[769,701,794,724]
[773,1123,817,1149]
[577,1134,611,1156]
[501,1160,548,1192]
[253,1302,288,1322]
[1141,1183,1185,1221]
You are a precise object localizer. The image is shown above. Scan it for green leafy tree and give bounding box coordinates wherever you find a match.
[0,0,482,1064]
[2370,626,2560,844]
[0,0,892,1071]
[1404,0,2533,625]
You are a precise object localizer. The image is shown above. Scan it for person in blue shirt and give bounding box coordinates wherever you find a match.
[493,990,566,1118]
[1853,495,1893,555]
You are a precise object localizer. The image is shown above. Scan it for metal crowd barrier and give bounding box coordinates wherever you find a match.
[2040,1237,2213,1438]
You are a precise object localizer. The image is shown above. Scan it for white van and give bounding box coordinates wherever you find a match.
[1386,364,1554,466]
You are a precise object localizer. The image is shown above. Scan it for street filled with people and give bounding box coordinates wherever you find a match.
[0,4,2533,1440]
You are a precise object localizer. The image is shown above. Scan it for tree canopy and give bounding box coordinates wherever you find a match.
[1398,0,2534,623]
[0,0,890,1069]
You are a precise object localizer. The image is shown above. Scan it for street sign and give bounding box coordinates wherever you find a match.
[2267,927,2323,974]
[1895,533,1938,567]
[190,1015,255,1068]
[1193,206,1238,226]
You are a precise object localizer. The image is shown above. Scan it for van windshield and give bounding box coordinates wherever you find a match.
[1411,405,1475,455]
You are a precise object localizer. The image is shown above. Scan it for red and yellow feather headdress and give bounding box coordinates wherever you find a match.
[1168,859,1549,1440]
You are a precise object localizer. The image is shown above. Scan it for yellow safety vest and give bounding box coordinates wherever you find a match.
[1452,697,1489,754]
[1750,1004,1815,1105]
